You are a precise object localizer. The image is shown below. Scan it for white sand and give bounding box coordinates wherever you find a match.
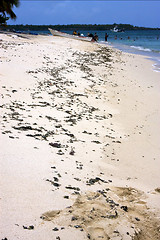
[0,32,160,240]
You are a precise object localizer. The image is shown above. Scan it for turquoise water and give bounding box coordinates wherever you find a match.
[29,29,160,72]
[100,29,160,72]
[53,29,160,71]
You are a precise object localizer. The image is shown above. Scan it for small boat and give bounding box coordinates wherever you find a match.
[111,27,119,33]
[111,26,125,33]
[48,28,92,42]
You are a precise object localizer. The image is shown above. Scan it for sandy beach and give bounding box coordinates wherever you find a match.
[0,32,160,240]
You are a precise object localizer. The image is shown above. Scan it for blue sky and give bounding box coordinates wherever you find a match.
[8,1,160,28]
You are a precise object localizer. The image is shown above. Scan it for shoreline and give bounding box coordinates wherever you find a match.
[2,29,160,72]
[101,41,160,73]
[0,32,160,240]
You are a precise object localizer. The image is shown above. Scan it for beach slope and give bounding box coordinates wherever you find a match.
[0,33,160,240]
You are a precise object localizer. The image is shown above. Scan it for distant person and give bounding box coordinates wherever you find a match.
[78,32,80,36]
[128,36,130,40]
[73,30,77,35]
[105,33,109,41]
[95,33,98,41]
[88,32,93,38]
[92,33,98,42]
[115,35,117,40]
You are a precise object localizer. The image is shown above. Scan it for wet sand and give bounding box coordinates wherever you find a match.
[0,32,160,240]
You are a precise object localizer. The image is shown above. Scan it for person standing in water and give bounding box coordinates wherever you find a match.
[93,33,98,41]
[105,33,109,41]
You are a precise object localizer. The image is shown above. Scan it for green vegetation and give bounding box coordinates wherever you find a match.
[3,23,160,32]
[0,0,20,25]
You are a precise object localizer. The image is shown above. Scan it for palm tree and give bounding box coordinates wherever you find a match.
[0,0,20,24]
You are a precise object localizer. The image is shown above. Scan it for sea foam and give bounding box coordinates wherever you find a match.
[130,45,152,52]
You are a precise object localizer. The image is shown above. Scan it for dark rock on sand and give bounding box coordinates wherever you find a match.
[65,186,80,191]
[12,89,17,93]
[13,126,42,132]
[57,150,64,155]
[65,132,75,138]
[53,177,59,182]
[23,225,34,230]
[91,140,101,144]
[74,225,82,229]
[46,179,61,187]
[82,130,92,135]
[87,233,91,239]
[87,177,107,185]
[49,142,62,148]
[121,205,128,212]
[106,210,118,219]
[52,227,59,231]
[64,196,69,199]
[69,148,75,155]
[71,216,78,221]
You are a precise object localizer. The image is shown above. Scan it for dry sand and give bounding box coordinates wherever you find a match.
[0,32,160,240]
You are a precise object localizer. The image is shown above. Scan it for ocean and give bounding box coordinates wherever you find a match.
[64,29,160,72]
[29,29,160,72]
[99,29,160,72]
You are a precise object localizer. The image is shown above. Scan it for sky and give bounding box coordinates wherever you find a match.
[8,1,160,28]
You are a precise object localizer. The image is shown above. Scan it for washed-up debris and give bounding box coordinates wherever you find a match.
[12,89,17,93]
[46,179,61,187]
[121,205,128,212]
[49,142,62,148]
[45,115,55,121]
[28,102,50,107]
[106,210,118,219]
[74,225,82,229]
[52,227,59,231]
[91,140,101,144]
[65,132,75,138]
[65,186,80,191]
[71,216,78,221]
[13,126,42,132]
[69,148,75,155]
[57,150,64,155]
[64,196,69,199]
[23,225,34,230]
[87,177,107,185]
[82,130,92,135]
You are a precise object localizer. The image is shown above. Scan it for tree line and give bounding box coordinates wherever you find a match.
[3,23,160,32]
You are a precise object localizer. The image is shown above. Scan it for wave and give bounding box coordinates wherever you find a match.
[130,45,152,52]
[152,62,160,72]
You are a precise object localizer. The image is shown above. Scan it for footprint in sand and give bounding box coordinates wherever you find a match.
[87,227,109,240]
